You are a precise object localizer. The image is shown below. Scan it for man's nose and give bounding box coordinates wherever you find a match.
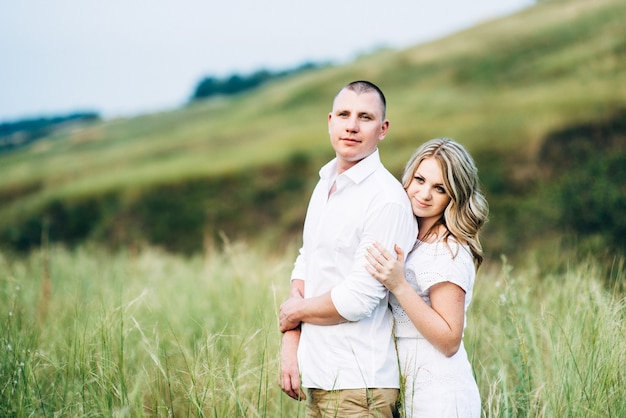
[345,117,359,132]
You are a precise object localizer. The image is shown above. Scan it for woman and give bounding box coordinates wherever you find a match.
[365,138,489,417]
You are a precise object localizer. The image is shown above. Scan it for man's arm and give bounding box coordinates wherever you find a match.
[279,290,346,332]
[330,201,418,321]
[279,279,346,397]
[279,279,305,400]
[279,200,416,330]
[280,327,305,400]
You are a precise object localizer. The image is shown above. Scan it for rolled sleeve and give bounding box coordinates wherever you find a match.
[330,273,386,321]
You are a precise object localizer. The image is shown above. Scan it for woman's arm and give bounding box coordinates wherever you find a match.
[365,242,465,357]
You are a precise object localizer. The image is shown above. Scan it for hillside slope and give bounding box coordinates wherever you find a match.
[1,0,624,256]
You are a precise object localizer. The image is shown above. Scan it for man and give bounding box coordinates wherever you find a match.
[279,80,418,417]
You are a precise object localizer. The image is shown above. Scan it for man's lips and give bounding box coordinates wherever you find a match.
[341,137,362,143]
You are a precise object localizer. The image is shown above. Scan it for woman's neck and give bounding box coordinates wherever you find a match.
[417,218,445,242]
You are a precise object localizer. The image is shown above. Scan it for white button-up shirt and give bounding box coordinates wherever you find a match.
[291,149,418,390]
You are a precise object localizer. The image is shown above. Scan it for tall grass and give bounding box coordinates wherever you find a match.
[469,255,626,417]
[1,241,624,416]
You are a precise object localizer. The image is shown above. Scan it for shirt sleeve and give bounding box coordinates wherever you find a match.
[331,201,417,321]
[447,246,474,293]
[290,246,306,281]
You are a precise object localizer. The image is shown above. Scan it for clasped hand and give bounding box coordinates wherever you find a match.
[279,295,302,333]
[365,242,407,292]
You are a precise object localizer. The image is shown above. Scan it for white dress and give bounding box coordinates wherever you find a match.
[390,239,481,418]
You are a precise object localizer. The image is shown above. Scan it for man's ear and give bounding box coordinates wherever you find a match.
[378,120,390,140]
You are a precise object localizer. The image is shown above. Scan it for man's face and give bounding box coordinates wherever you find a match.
[328,89,389,173]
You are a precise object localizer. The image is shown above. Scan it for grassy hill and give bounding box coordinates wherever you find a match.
[1,0,625,258]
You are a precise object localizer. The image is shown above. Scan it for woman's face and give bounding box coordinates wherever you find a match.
[406,157,452,223]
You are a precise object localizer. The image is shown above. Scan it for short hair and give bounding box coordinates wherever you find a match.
[402,138,489,268]
[336,80,387,120]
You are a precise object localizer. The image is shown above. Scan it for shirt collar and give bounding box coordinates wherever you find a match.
[320,149,382,185]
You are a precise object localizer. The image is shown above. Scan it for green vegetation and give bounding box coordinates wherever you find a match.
[190,62,326,102]
[0,112,100,153]
[0,242,623,416]
[0,0,625,259]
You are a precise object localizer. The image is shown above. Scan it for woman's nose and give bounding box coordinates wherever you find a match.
[418,187,431,201]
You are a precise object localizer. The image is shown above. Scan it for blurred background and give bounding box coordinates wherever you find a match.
[1,0,533,121]
[1,0,624,263]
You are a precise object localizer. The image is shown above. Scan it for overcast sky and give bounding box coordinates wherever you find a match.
[0,0,534,122]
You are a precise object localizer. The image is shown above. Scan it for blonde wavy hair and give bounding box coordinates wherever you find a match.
[402,138,489,269]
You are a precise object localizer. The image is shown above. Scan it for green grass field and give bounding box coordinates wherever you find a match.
[1,241,624,416]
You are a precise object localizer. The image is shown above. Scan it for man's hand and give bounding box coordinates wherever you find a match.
[280,329,306,400]
[279,296,303,333]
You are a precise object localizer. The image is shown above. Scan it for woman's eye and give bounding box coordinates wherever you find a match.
[435,186,446,194]
[414,176,424,183]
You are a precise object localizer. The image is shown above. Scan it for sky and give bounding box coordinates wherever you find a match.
[0,0,534,123]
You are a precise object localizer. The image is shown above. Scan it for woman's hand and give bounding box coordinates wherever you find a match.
[365,242,408,293]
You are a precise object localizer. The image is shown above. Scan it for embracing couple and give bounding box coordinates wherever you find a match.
[279,80,489,418]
